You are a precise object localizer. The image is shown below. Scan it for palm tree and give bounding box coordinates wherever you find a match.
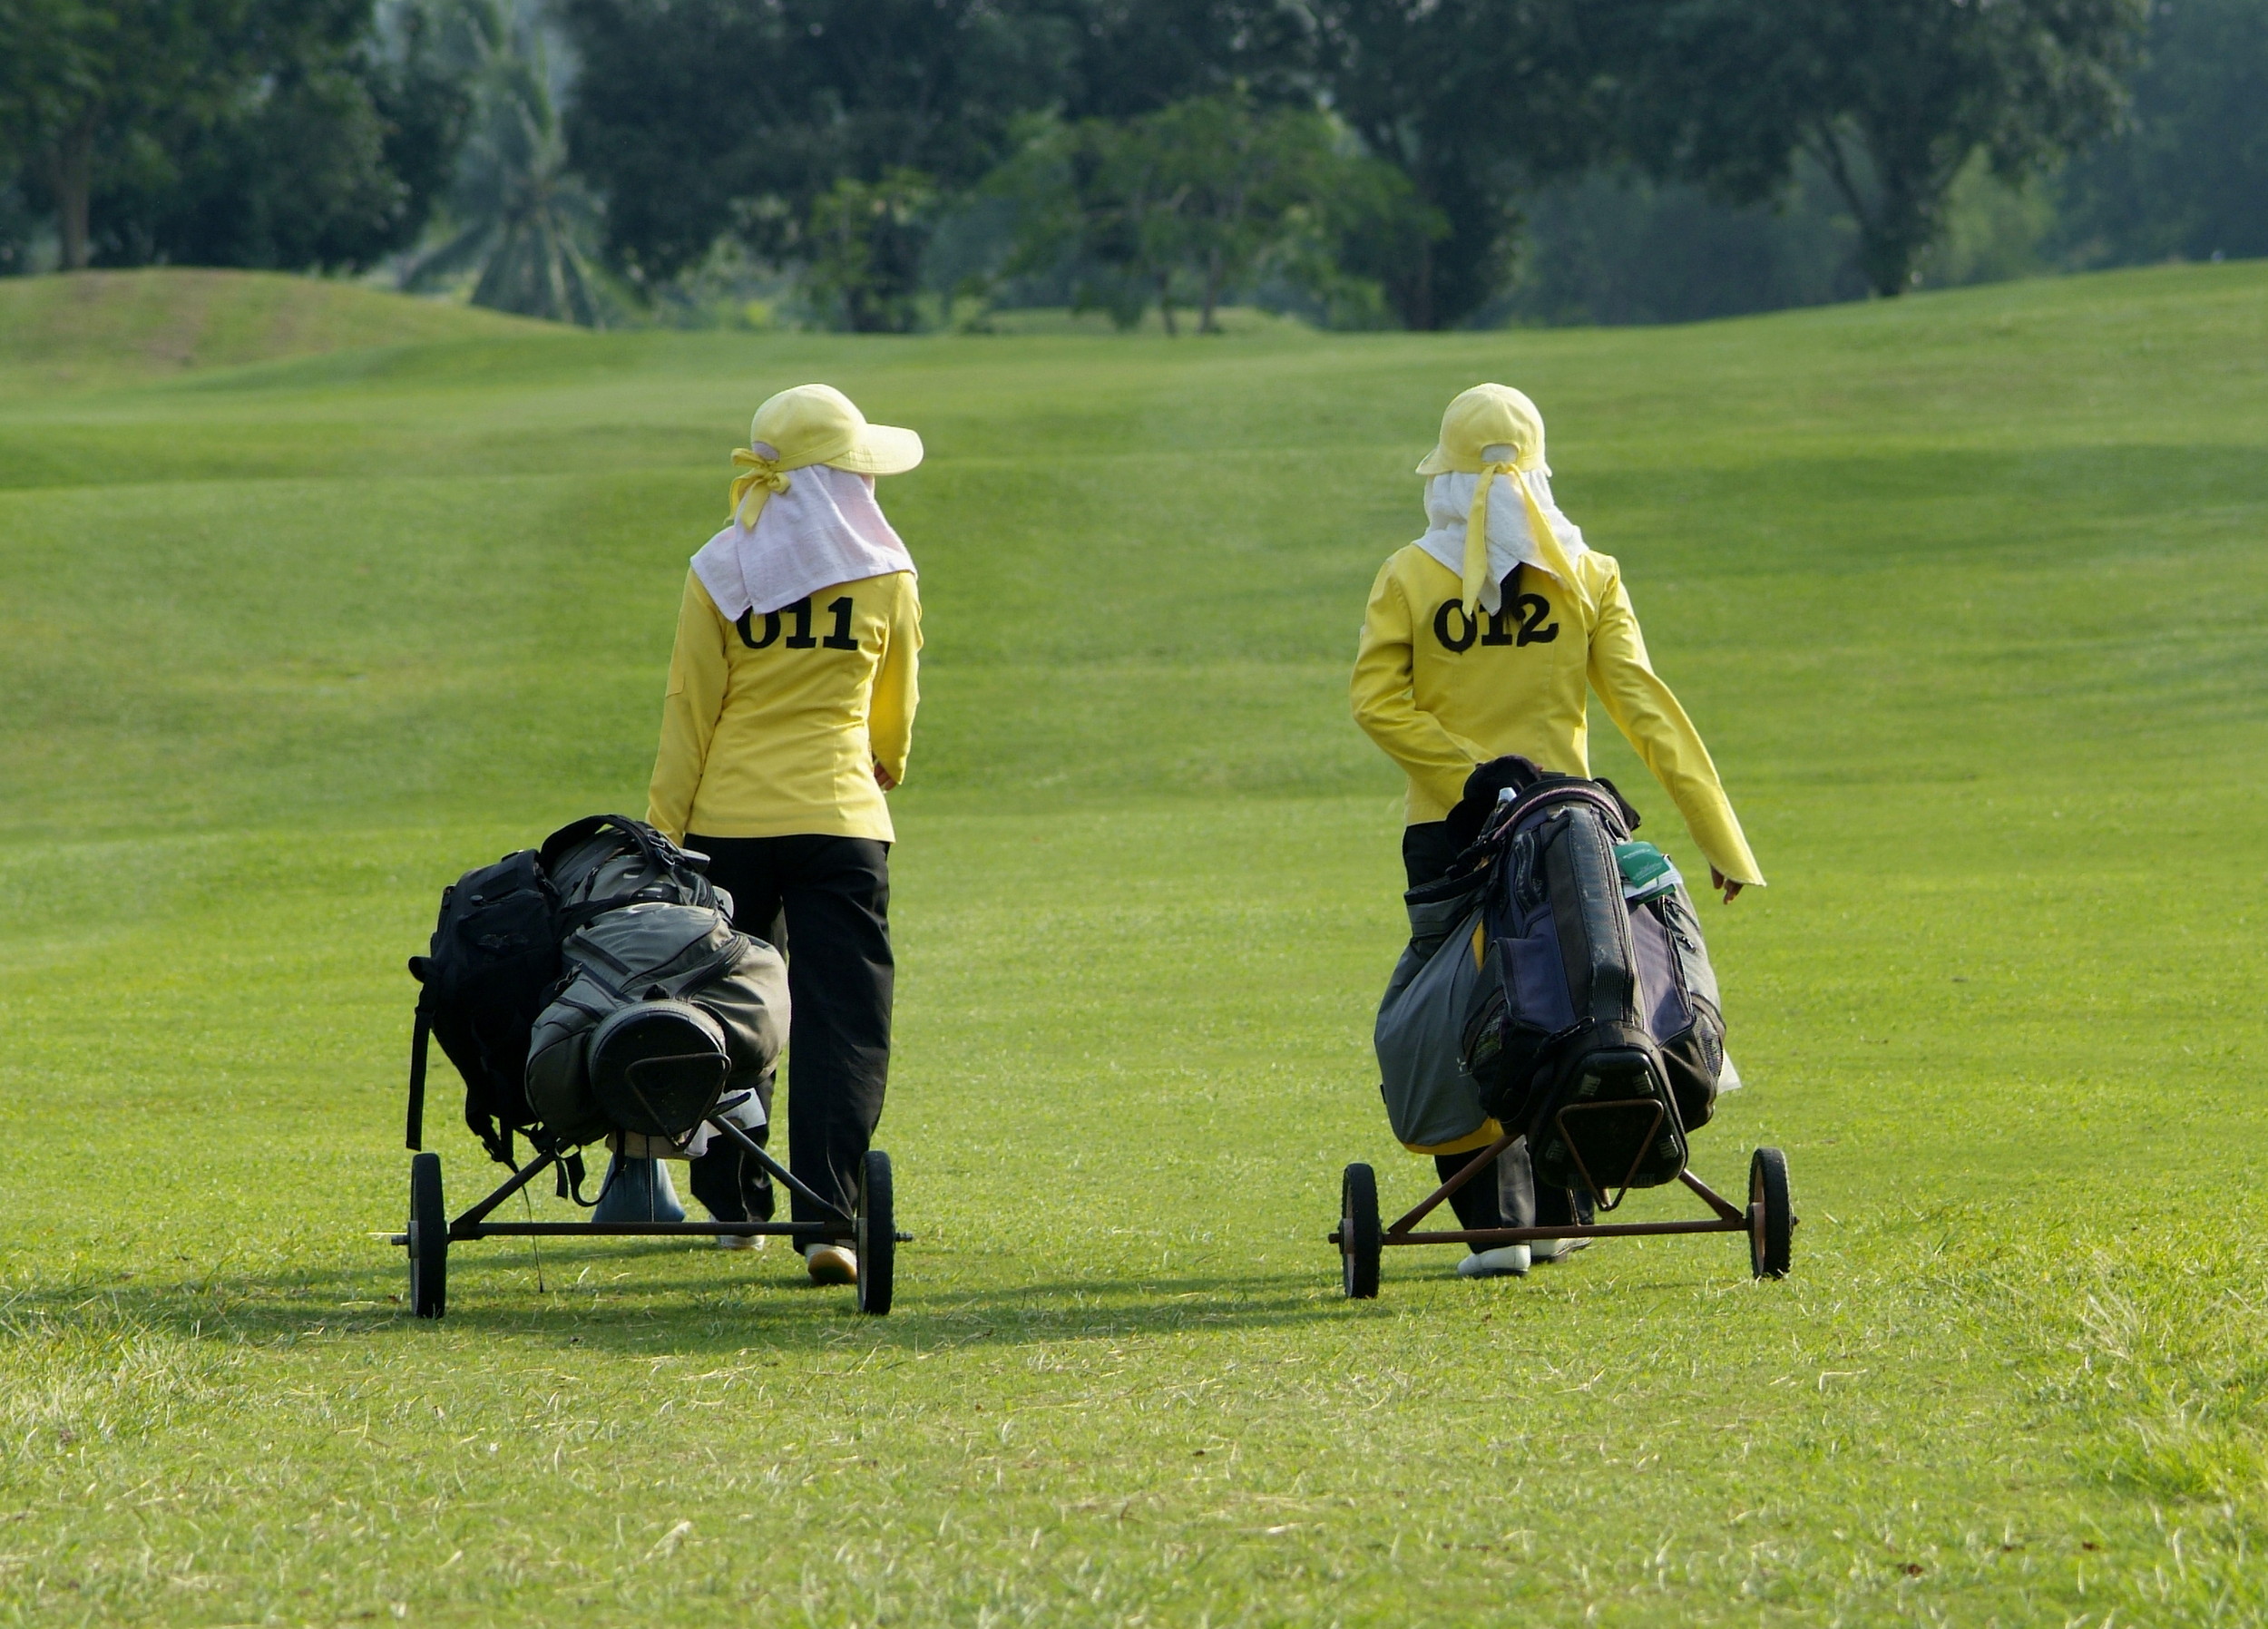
[406,0,602,326]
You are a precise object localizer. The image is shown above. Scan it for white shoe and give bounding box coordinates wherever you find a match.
[1457,1244,1530,1278]
[1530,1236,1591,1263]
[804,1243,858,1285]
[714,1229,764,1251]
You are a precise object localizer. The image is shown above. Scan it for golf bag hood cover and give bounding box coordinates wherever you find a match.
[525,901,787,1150]
[1374,758,1728,1195]
[590,999,730,1139]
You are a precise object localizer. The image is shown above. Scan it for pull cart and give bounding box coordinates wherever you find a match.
[1332,1126,1794,1297]
[393,1119,904,1318]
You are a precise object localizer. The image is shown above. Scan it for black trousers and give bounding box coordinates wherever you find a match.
[1402,822,1583,1236]
[685,833,894,1234]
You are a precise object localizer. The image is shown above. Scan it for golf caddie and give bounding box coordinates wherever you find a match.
[1352,383,1765,1278]
[623,383,924,1288]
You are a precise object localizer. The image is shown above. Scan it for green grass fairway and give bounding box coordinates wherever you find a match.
[4,264,2265,1625]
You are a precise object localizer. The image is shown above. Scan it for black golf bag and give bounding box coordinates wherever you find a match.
[405,814,740,1166]
[1376,757,1729,1205]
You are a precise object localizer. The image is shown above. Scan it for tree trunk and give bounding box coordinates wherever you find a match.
[1858,160,1944,298]
[49,122,96,270]
[1199,248,1222,333]
[1406,235,1435,331]
[1365,123,1439,330]
[1854,223,1916,298]
[1806,120,1934,298]
[1156,269,1178,337]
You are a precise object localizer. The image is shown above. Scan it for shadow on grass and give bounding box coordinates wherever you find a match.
[3,1253,1364,1361]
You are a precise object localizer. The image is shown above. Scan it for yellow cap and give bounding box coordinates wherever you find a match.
[729,384,923,527]
[1414,383,1545,476]
[1413,384,1576,616]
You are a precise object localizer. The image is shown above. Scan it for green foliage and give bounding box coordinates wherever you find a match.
[990,95,1432,335]
[0,0,254,268]
[557,0,1326,325]
[1634,0,2147,298]
[406,0,601,327]
[98,15,469,274]
[1310,0,1631,329]
[1279,140,1454,330]
[143,65,410,269]
[1923,153,2058,288]
[7,0,2249,331]
[1499,161,1864,327]
[559,0,1088,294]
[0,176,39,274]
[1498,150,2058,329]
[1,262,2265,1620]
[2052,0,2268,267]
[803,169,936,335]
[0,0,467,272]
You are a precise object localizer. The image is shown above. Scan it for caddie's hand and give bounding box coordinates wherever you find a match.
[1710,866,1743,904]
[873,762,898,791]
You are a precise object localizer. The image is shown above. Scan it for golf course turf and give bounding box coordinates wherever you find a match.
[1,264,2263,1624]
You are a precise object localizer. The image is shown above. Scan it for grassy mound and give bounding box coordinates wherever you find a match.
[0,267,555,393]
[0,261,2263,1625]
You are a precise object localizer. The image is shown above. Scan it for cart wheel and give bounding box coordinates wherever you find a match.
[855,1149,894,1316]
[1340,1163,1381,1300]
[407,1151,448,1319]
[1749,1146,1794,1280]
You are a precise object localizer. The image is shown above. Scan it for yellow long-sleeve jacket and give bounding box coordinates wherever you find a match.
[646,569,921,844]
[1351,545,1763,886]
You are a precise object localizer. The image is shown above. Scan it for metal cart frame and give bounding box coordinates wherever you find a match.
[1331,1118,1794,1297]
[391,1112,907,1317]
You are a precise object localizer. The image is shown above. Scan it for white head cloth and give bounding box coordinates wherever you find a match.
[1413,451,1588,615]
[690,454,915,621]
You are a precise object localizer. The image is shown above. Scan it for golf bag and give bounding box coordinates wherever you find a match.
[1374,757,1728,1203]
[524,901,787,1156]
[1372,866,1503,1151]
[406,815,726,1165]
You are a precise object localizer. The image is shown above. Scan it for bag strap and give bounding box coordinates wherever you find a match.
[406,1005,429,1152]
[540,814,694,880]
[534,814,611,871]
[464,1093,513,1166]
[1486,780,1632,846]
[406,957,430,1151]
[543,988,617,1023]
[563,938,640,992]
[1590,777,1642,831]
[563,925,747,1004]
[664,935,749,998]
[557,886,681,935]
[556,1148,594,1205]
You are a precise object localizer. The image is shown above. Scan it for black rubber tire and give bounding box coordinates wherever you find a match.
[1340,1163,1382,1300]
[407,1151,448,1318]
[855,1149,894,1316]
[1749,1146,1794,1280]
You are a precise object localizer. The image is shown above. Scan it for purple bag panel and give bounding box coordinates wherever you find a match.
[1502,922,1578,1034]
[1628,905,1694,1042]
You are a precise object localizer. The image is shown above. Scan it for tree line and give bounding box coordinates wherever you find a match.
[3,0,2262,330]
